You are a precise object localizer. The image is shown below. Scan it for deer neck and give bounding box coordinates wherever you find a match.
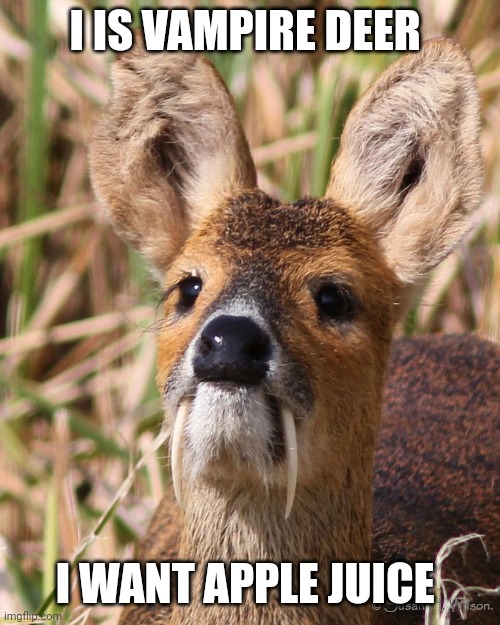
[170,451,375,625]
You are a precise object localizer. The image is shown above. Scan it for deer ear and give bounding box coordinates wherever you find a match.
[326,39,482,286]
[89,45,257,278]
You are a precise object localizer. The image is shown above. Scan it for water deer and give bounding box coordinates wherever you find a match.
[89,38,499,625]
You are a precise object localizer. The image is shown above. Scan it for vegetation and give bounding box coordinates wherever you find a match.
[0,1,498,623]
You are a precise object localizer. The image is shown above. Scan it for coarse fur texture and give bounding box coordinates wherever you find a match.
[328,40,482,287]
[89,38,497,625]
[374,335,499,625]
[113,336,500,625]
[90,35,256,278]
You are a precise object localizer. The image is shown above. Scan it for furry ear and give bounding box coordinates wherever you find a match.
[326,39,483,286]
[89,43,257,277]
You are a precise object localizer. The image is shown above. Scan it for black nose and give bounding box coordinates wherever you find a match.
[193,315,272,385]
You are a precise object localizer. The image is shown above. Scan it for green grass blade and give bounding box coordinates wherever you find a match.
[17,0,50,327]
[42,476,58,614]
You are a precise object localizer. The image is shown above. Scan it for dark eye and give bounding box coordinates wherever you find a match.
[314,284,355,322]
[178,276,203,310]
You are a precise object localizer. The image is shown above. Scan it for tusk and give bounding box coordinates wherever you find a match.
[281,405,298,519]
[171,399,190,509]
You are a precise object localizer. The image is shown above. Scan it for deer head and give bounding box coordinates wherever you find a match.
[90,38,482,623]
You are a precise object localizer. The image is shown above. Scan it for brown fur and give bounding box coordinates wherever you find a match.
[89,35,256,277]
[328,39,482,287]
[374,334,499,624]
[120,335,499,625]
[89,39,497,625]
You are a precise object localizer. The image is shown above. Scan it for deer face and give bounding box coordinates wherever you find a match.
[90,39,481,516]
[156,191,399,506]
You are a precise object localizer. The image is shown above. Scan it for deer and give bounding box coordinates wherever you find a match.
[89,38,499,625]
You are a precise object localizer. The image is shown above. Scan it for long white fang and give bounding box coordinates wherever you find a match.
[281,405,298,519]
[171,399,190,509]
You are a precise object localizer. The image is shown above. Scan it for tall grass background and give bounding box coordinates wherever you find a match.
[0,1,498,622]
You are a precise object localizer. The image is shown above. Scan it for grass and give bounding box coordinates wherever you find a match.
[426,535,500,625]
[0,1,499,623]
[16,0,49,328]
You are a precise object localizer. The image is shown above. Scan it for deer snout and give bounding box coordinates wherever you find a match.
[193,315,272,385]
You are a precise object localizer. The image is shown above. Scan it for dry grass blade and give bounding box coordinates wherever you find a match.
[37,424,170,615]
[0,204,94,249]
[426,534,500,625]
[253,132,317,165]
[0,307,153,356]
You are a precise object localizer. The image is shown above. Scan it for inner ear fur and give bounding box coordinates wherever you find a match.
[89,41,257,277]
[326,38,483,286]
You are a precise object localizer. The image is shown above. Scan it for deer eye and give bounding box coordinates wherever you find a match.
[314,284,355,322]
[178,276,203,310]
